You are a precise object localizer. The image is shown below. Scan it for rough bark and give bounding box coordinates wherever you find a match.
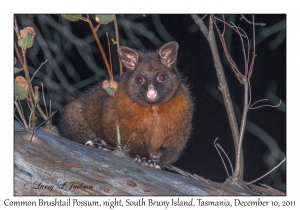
[14,121,284,196]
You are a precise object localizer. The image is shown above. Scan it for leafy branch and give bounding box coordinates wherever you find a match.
[14,17,57,138]
[61,14,119,97]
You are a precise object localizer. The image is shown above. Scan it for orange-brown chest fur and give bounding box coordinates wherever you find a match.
[101,80,192,159]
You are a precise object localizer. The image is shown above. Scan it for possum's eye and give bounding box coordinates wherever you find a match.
[157,73,165,82]
[137,76,145,84]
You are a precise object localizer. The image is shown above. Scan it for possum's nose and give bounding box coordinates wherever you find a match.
[147,89,157,99]
[147,84,157,100]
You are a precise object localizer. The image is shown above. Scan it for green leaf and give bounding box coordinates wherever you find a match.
[62,14,82,21]
[14,76,28,100]
[14,67,22,74]
[14,83,28,100]
[18,27,36,49]
[14,57,17,65]
[18,34,34,49]
[95,15,115,24]
[105,87,116,96]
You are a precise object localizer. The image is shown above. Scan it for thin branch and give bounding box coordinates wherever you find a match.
[249,99,282,110]
[125,132,135,149]
[21,48,39,128]
[25,96,33,113]
[230,21,250,75]
[232,17,256,182]
[49,100,52,115]
[221,15,226,36]
[214,17,248,38]
[14,15,20,38]
[247,157,286,185]
[17,99,24,117]
[14,109,24,128]
[35,111,57,130]
[106,32,113,77]
[214,138,234,177]
[82,16,112,78]
[94,22,101,31]
[34,110,43,118]
[248,15,256,80]
[191,14,240,164]
[14,111,24,127]
[14,101,28,129]
[116,120,121,145]
[36,103,47,121]
[217,144,234,175]
[29,60,48,85]
[14,129,27,133]
[214,138,229,176]
[240,15,266,26]
[248,78,253,107]
[213,18,243,83]
[114,16,123,76]
[191,14,208,36]
[232,76,248,181]
[14,42,24,66]
[201,15,208,19]
[41,83,48,117]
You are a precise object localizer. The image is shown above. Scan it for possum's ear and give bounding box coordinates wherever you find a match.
[118,46,139,71]
[159,41,179,67]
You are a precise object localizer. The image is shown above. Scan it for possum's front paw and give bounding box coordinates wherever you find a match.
[85,137,110,150]
[133,155,161,170]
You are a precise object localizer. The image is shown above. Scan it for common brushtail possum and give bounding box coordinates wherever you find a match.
[60,41,193,167]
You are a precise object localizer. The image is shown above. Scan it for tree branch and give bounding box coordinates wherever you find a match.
[191,15,241,174]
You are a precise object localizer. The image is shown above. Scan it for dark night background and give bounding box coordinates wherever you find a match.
[14,14,286,192]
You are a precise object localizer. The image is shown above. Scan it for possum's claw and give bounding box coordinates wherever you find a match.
[133,155,161,170]
[133,155,141,162]
[85,138,110,150]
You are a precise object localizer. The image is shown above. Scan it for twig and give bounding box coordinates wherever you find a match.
[116,120,121,145]
[213,18,243,83]
[14,101,28,129]
[233,75,248,181]
[249,99,282,109]
[35,111,57,130]
[232,16,256,182]
[125,132,135,148]
[14,18,49,126]
[201,15,208,20]
[191,14,240,167]
[82,16,112,77]
[217,144,234,175]
[29,60,48,85]
[14,112,24,128]
[221,15,226,36]
[214,17,248,38]
[214,137,230,177]
[14,42,24,66]
[41,83,48,117]
[106,32,113,79]
[248,15,257,80]
[230,21,249,74]
[28,103,34,129]
[240,15,266,26]
[17,99,24,118]
[114,16,123,76]
[14,15,20,38]
[247,157,286,185]
[14,129,27,133]
[22,48,39,128]
[49,100,52,115]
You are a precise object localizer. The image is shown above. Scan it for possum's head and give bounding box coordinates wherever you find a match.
[117,42,181,106]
